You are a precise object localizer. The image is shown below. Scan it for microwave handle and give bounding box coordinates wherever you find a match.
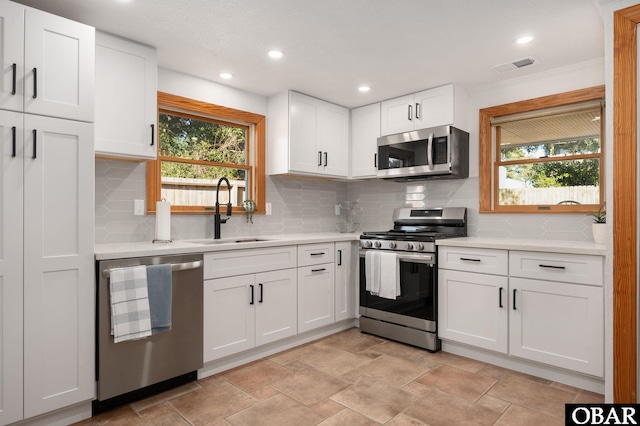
[427,133,434,169]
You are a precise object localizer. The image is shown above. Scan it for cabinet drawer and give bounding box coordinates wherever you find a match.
[438,246,508,276]
[297,243,335,267]
[509,251,603,286]
[204,246,296,279]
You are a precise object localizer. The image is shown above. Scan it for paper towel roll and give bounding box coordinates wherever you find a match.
[155,200,171,241]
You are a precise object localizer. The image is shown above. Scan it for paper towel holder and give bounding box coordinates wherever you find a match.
[153,198,173,244]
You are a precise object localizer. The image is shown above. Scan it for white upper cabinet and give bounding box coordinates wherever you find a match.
[268,90,349,178]
[380,84,468,136]
[0,1,24,113]
[350,103,380,178]
[0,2,94,122]
[95,31,158,160]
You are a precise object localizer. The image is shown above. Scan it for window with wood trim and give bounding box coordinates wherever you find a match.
[479,86,605,214]
[147,92,266,214]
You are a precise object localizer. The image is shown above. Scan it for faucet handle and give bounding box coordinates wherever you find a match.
[226,203,232,216]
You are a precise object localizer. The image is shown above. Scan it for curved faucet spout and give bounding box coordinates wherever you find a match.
[214,177,232,239]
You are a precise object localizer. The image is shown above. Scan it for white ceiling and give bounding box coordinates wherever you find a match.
[13,0,605,108]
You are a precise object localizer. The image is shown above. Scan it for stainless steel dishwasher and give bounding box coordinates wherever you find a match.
[94,253,203,412]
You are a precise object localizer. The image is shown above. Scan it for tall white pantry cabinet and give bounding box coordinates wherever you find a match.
[0,1,95,424]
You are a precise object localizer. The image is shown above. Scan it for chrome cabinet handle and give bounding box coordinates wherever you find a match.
[539,264,566,270]
[408,104,413,121]
[11,63,16,95]
[32,68,37,99]
[150,124,155,146]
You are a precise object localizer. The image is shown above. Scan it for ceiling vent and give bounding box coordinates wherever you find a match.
[491,57,539,74]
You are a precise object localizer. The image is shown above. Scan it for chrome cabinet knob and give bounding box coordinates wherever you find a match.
[389,242,396,249]
[374,242,382,248]
[407,243,414,250]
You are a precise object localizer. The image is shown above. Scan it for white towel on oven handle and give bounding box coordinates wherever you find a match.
[377,252,400,299]
[365,251,380,294]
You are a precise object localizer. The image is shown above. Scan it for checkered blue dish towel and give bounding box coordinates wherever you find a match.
[109,265,152,343]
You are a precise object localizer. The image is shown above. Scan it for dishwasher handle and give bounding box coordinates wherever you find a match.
[102,260,203,279]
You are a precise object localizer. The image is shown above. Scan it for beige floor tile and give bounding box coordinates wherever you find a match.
[281,359,310,373]
[202,421,232,426]
[272,367,350,406]
[220,359,292,395]
[225,393,325,426]
[145,413,191,425]
[494,404,564,426]
[168,381,255,426]
[425,351,487,373]
[313,328,384,353]
[403,389,501,426]
[477,364,508,380]
[476,394,510,413]
[330,377,417,423]
[574,389,605,404]
[268,343,318,365]
[355,354,432,387]
[311,399,346,418]
[317,408,381,425]
[415,364,497,402]
[137,403,178,422]
[366,340,428,362]
[72,406,144,426]
[402,381,433,397]
[339,370,366,383]
[385,413,427,425]
[488,372,577,418]
[300,347,371,376]
[130,381,202,412]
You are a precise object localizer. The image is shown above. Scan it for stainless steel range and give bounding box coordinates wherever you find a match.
[359,207,467,351]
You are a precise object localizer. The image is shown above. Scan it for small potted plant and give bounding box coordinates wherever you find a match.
[588,204,606,244]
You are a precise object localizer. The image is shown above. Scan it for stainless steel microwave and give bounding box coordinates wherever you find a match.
[376,125,469,180]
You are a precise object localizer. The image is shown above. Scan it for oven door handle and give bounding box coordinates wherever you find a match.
[360,251,434,265]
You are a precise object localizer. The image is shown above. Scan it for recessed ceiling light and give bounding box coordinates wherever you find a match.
[358,86,371,92]
[219,72,233,79]
[268,50,284,59]
[516,36,534,44]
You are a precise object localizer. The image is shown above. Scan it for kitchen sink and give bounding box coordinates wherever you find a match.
[183,237,273,245]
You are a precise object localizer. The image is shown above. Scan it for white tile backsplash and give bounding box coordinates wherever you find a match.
[95,159,598,244]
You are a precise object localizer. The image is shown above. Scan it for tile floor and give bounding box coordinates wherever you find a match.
[74,328,604,425]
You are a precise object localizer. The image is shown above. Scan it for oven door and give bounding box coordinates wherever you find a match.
[359,250,437,332]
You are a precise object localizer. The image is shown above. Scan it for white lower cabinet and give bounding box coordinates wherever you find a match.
[335,242,354,321]
[204,268,297,362]
[438,246,604,377]
[298,263,335,333]
[438,269,508,353]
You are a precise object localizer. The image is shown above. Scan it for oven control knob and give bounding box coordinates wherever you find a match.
[364,241,372,248]
[417,243,424,251]
[406,243,414,250]
[374,241,382,248]
[389,242,396,249]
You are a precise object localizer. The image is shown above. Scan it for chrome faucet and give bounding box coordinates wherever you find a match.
[214,177,232,239]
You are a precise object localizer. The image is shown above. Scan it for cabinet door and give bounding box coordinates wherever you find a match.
[95,32,157,160]
[0,1,24,113]
[204,275,255,362]
[509,277,604,377]
[298,263,335,332]
[289,92,320,174]
[414,84,454,129]
[350,103,380,178]
[335,242,354,322]
[438,270,508,353]
[24,8,94,122]
[380,94,414,136]
[0,110,23,425]
[319,101,349,177]
[23,115,94,417]
[255,269,297,346]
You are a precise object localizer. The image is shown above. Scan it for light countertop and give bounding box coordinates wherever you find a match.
[95,232,360,260]
[435,237,606,256]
